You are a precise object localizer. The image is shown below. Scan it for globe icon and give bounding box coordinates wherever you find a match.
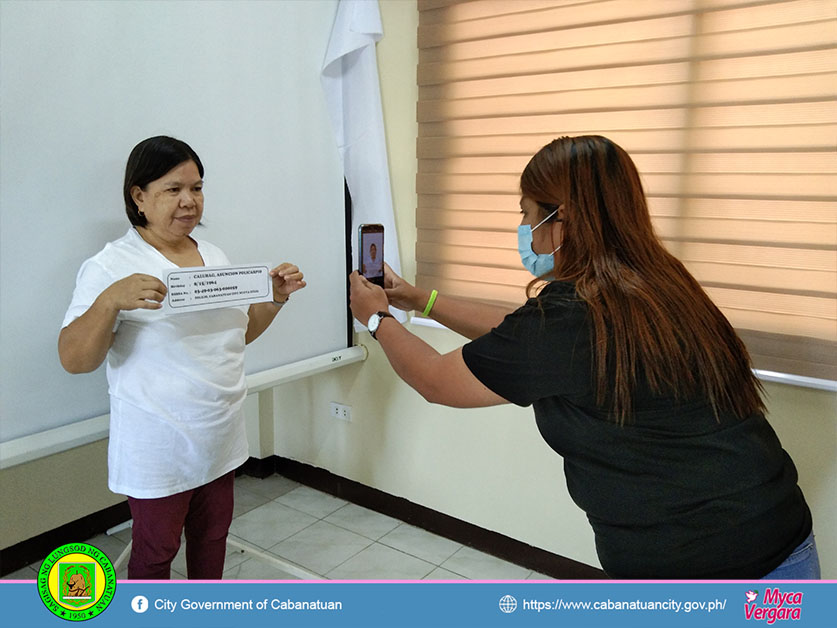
[499,595,518,614]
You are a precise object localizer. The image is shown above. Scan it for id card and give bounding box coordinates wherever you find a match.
[164,264,272,313]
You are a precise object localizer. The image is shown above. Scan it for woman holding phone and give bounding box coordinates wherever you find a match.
[348,135,817,579]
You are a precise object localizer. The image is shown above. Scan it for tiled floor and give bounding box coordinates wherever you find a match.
[3,474,548,581]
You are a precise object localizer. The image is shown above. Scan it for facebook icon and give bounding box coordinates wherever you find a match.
[131,595,149,614]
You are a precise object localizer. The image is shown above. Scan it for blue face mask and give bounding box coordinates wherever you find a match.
[517,209,560,277]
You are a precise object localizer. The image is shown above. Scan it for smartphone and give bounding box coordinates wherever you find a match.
[358,223,384,287]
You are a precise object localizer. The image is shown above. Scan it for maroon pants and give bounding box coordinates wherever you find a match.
[127,471,234,580]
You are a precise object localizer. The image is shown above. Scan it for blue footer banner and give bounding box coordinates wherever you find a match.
[2,578,835,627]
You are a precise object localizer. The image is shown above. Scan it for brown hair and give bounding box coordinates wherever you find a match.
[520,135,764,422]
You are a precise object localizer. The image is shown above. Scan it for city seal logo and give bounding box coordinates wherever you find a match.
[38,543,116,621]
[59,562,94,606]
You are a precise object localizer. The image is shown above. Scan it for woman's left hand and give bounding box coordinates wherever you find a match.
[270,263,306,302]
[349,271,389,324]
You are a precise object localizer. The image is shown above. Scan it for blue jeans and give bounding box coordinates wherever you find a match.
[761,532,821,579]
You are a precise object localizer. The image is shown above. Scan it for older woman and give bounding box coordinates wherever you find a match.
[349,135,818,579]
[59,136,305,579]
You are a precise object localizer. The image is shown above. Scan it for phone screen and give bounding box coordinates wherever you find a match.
[359,224,384,287]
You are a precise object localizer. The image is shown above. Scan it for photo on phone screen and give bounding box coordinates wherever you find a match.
[359,224,384,287]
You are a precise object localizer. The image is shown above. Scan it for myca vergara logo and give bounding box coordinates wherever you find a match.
[744,588,803,624]
[38,543,116,621]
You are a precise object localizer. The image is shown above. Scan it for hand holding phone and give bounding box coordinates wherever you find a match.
[358,224,384,287]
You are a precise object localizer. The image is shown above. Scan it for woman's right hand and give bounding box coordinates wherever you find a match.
[99,274,167,311]
[383,263,428,313]
[59,273,166,374]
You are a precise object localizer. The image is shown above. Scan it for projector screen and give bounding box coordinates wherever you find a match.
[0,0,348,443]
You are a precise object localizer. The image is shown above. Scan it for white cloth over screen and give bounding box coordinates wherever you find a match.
[321,0,406,327]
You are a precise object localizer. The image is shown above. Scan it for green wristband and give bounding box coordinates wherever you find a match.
[422,289,438,317]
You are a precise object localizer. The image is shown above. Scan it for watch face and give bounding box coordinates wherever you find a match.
[367,313,380,334]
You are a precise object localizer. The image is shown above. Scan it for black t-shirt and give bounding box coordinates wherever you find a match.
[461,281,811,579]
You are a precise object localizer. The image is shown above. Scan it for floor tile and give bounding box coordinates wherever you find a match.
[378,523,462,565]
[324,503,401,540]
[226,537,321,580]
[326,543,435,581]
[229,501,317,549]
[7,473,539,583]
[423,567,467,580]
[234,484,272,518]
[223,556,302,580]
[440,546,532,580]
[111,527,133,545]
[234,474,300,500]
[269,520,372,576]
[274,486,347,519]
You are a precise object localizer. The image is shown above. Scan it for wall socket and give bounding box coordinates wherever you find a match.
[329,402,351,422]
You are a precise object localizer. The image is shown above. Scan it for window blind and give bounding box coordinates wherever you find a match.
[416,0,836,380]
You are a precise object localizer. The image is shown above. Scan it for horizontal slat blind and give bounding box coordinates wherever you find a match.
[416,0,837,380]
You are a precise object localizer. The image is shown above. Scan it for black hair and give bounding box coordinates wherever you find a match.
[123,136,204,227]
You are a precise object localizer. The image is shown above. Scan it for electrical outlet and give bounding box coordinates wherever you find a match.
[329,402,351,422]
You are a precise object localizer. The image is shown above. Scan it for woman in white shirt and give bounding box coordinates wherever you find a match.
[58,136,305,579]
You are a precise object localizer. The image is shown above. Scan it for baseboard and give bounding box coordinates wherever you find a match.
[270,456,606,580]
[0,501,131,577]
[237,456,276,479]
[1,456,606,580]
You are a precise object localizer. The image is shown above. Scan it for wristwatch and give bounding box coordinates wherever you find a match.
[367,311,394,340]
